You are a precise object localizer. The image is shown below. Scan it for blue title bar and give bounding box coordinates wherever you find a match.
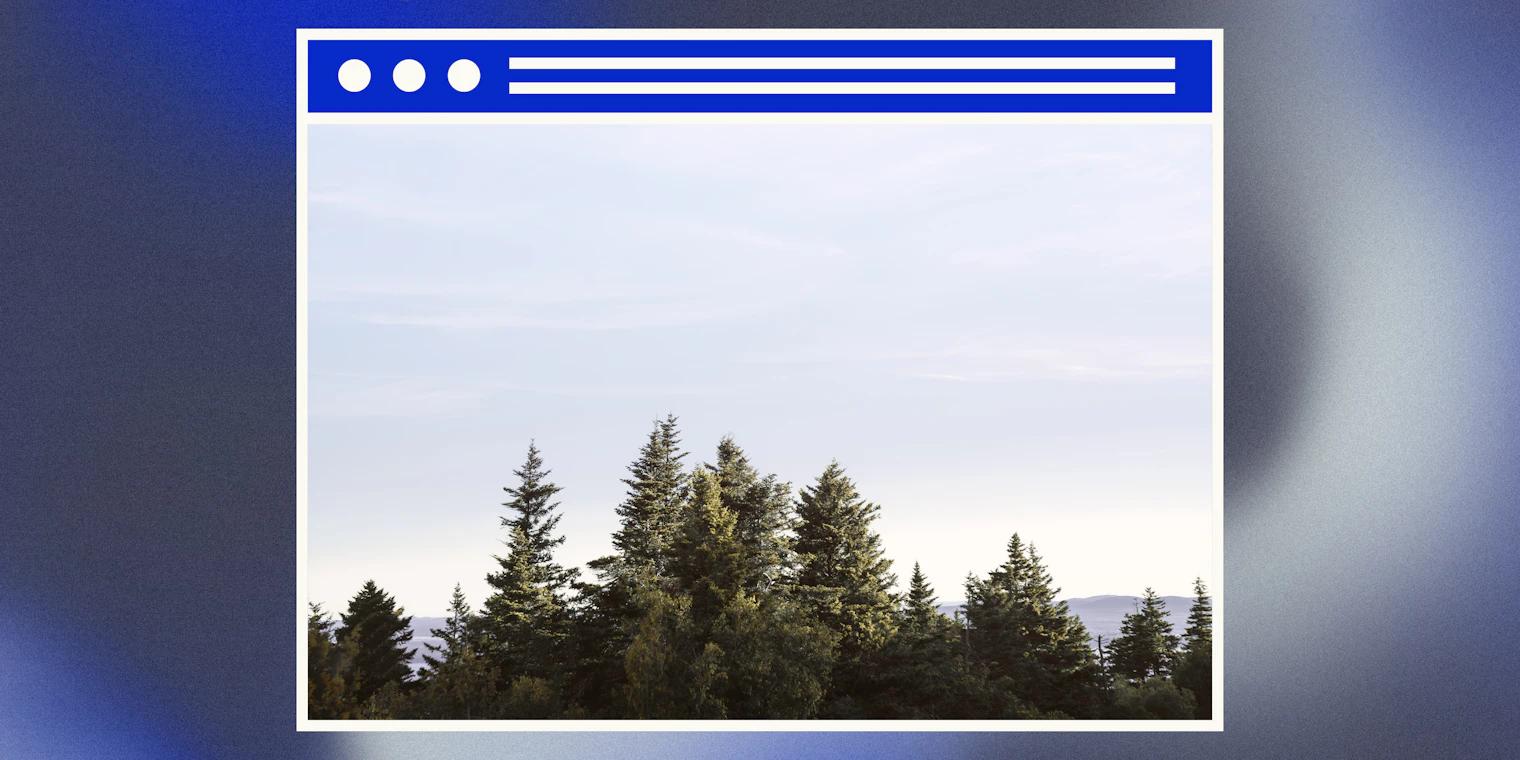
[306,38,1214,114]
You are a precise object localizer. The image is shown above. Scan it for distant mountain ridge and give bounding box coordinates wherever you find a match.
[405,594,1195,671]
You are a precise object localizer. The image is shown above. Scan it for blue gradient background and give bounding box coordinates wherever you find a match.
[3,2,1518,758]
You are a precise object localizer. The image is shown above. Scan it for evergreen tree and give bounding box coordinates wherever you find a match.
[335,580,415,706]
[1021,543,1104,714]
[707,590,835,718]
[575,416,689,715]
[624,466,836,719]
[607,414,688,577]
[499,442,575,590]
[1182,577,1213,651]
[412,584,500,719]
[707,436,794,593]
[418,583,477,678]
[1173,577,1213,718]
[482,443,573,684]
[484,524,568,682]
[902,562,939,634]
[793,461,897,712]
[563,574,635,717]
[307,603,360,719]
[622,589,698,718]
[1108,587,1181,684]
[671,468,746,629]
[681,468,835,718]
[855,562,1001,719]
[963,534,1104,718]
[309,412,1218,722]
[1094,635,1115,692]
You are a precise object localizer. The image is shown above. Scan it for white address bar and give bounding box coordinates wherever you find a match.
[508,56,1176,70]
[507,81,1176,96]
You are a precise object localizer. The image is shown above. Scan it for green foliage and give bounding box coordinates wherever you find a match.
[1108,587,1181,684]
[687,642,730,718]
[619,586,836,720]
[708,436,795,593]
[794,461,898,704]
[563,573,636,717]
[482,443,572,682]
[792,462,899,716]
[671,468,745,628]
[1172,640,1212,720]
[1108,677,1198,719]
[574,417,690,713]
[503,675,561,718]
[963,535,1104,718]
[902,562,939,634]
[484,524,568,680]
[361,681,410,719]
[706,591,835,719]
[1182,577,1213,649]
[306,603,361,719]
[502,442,576,591]
[622,589,697,718]
[418,583,477,677]
[411,585,501,719]
[335,580,415,706]
[625,467,836,719]
[312,419,1211,721]
[1173,577,1214,718]
[610,414,689,577]
[852,564,1007,719]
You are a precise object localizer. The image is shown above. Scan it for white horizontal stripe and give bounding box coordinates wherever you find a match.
[509,56,1175,70]
[507,81,1176,96]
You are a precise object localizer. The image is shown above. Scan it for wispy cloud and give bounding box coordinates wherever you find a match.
[310,377,498,418]
[309,184,540,229]
[309,373,754,418]
[358,299,750,331]
[741,338,1209,383]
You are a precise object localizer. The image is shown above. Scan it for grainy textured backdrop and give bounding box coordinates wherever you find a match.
[3,2,1518,758]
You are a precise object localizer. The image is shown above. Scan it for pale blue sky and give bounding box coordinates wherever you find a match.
[307,123,1213,615]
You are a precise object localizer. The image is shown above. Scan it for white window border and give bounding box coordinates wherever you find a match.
[295,27,1224,733]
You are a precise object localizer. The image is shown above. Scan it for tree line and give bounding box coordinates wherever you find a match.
[307,414,1213,720]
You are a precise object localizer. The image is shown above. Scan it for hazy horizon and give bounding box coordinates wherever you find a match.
[307,122,1214,616]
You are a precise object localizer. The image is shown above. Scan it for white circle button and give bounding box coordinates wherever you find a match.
[392,59,426,92]
[448,59,481,93]
[337,59,370,92]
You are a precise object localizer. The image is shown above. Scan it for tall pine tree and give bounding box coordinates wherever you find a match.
[902,562,940,634]
[501,442,574,589]
[1107,587,1181,683]
[963,534,1103,718]
[626,467,745,718]
[335,580,415,706]
[671,468,746,629]
[418,584,479,678]
[707,436,794,593]
[606,414,688,577]
[414,584,500,718]
[1172,577,1213,718]
[573,416,690,715]
[482,443,573,684]
[793,461,897,714]
[1182,577,1212,653]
